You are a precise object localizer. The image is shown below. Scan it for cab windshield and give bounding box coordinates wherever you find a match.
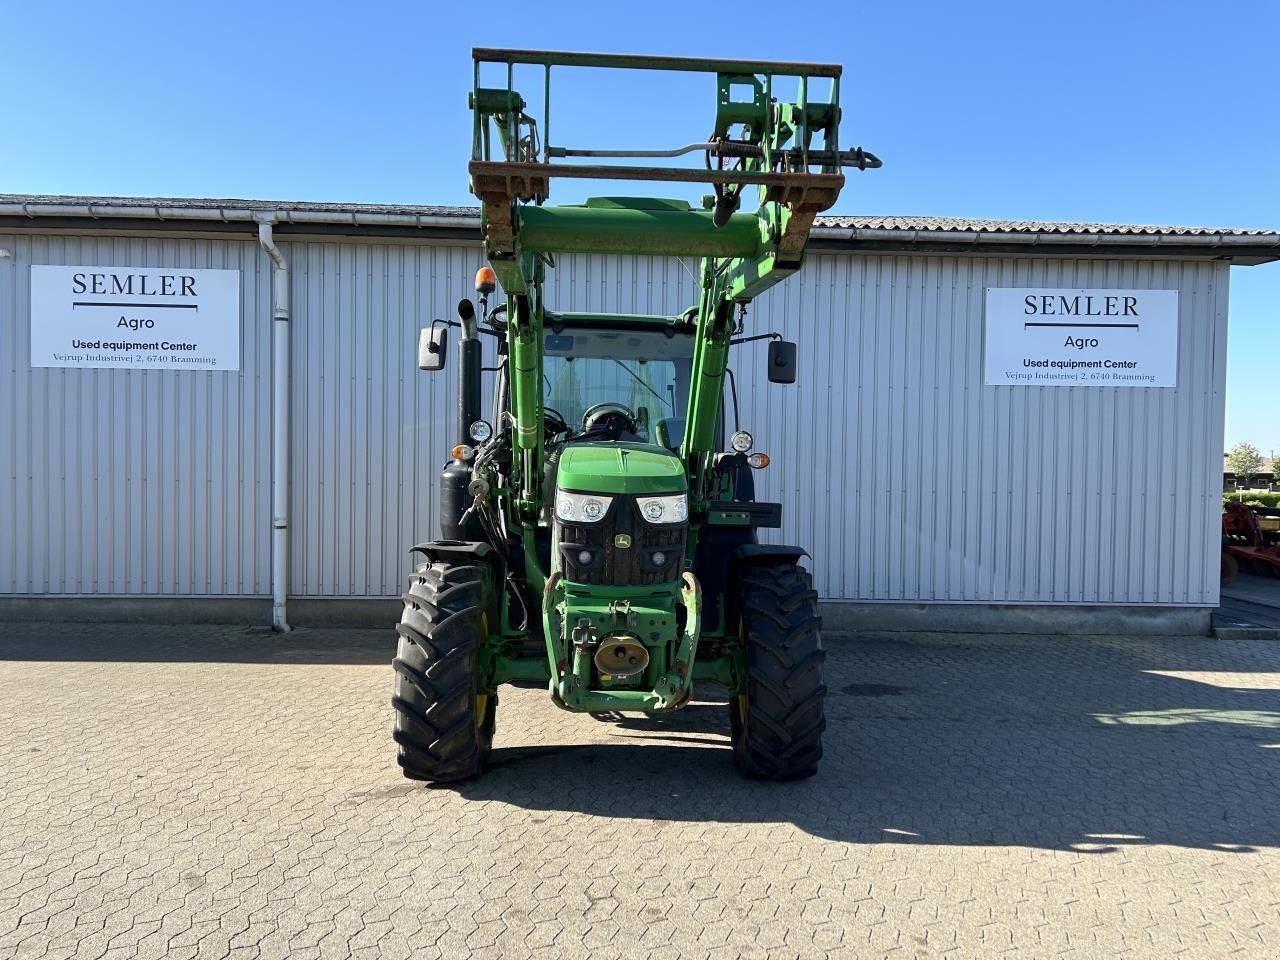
[543,327,692,443]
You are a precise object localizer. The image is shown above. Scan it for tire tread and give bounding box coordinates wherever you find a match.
[391,560,494,782]
[732,562,827,780]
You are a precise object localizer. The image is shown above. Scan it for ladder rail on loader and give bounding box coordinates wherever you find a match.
[467,48,881,513]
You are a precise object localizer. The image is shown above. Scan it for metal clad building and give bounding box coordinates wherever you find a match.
[3,196,1278,629]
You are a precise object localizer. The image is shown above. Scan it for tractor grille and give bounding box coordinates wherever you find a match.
[557,496,687,586]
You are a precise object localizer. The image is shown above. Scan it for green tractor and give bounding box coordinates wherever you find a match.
[392,49,879,781]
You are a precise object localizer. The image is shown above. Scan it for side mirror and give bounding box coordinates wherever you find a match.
[418,324,447,371]
[767,340,797,384]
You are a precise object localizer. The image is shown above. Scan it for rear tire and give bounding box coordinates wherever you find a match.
[391,560,496,782]
[729,561,826,780]
[1221,551,1239,586]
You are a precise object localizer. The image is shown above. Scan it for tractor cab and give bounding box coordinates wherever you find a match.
[541,312,694,451]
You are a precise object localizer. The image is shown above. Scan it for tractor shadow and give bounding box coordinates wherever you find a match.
[456,633,1280,854]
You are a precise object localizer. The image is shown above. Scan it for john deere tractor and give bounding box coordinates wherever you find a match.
[392,49,879,781]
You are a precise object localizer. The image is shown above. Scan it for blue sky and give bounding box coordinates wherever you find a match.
[4,0,1276,455]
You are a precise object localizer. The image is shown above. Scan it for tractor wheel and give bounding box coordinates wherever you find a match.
[391,559,496,782]
[729,561,827,780]
[1221,552,1239,586]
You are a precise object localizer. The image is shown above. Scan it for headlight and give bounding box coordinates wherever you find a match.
[730,430,753,453]
[638,493,688,525]
[555,491,613,523]
[469,419,492,442]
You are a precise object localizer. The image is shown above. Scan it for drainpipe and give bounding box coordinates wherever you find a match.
[256,216,291,632]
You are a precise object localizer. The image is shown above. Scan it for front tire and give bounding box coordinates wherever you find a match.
[391,559,496,781]
[730,561,826,780]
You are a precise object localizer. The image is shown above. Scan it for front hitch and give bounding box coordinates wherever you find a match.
[541,572,702,712]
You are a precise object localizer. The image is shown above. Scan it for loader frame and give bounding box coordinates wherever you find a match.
[401,48,879,743]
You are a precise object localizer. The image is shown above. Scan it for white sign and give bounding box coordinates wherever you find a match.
[30,265,241,370]
[985,288,1179,387]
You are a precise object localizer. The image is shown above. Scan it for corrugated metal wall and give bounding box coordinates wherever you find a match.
[287,241,480,598]
[0,232,1227,605]
[742,255,1227,606]
[1,233,273,596]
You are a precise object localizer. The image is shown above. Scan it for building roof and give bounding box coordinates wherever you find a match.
[1224,454,1276,477]
[820,214,1280,237]
[3,194,1279,263]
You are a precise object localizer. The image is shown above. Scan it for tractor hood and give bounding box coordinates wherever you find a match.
[555,442,686,496]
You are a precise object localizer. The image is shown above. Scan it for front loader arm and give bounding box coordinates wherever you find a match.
[506,291,544,515]
[468,46,880,507]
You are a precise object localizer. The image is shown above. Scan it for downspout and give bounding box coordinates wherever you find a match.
[256,216,291,632]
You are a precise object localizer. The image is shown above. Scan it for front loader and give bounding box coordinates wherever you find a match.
[391,49,880,781]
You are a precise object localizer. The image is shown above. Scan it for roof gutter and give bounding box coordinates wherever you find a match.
[0,199,481,230]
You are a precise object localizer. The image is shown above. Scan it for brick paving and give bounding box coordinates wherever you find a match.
[1,621,1278,959]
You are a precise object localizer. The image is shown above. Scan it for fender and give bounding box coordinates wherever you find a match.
[726,544,811,629]
[408,540,509,640]
[731,543,808,568]
[409,539,495,565]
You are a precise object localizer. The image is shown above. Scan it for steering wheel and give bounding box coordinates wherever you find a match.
[581,401,637,436]
[544,406,570,437]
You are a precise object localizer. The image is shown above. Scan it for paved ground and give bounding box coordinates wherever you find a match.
[1,622,1278,959]
[1219,572,1280,633]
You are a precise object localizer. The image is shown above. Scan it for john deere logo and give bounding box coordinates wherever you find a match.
[614,534,632,549]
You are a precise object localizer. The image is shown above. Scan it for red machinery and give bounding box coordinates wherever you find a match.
[1222,501,1280,583]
